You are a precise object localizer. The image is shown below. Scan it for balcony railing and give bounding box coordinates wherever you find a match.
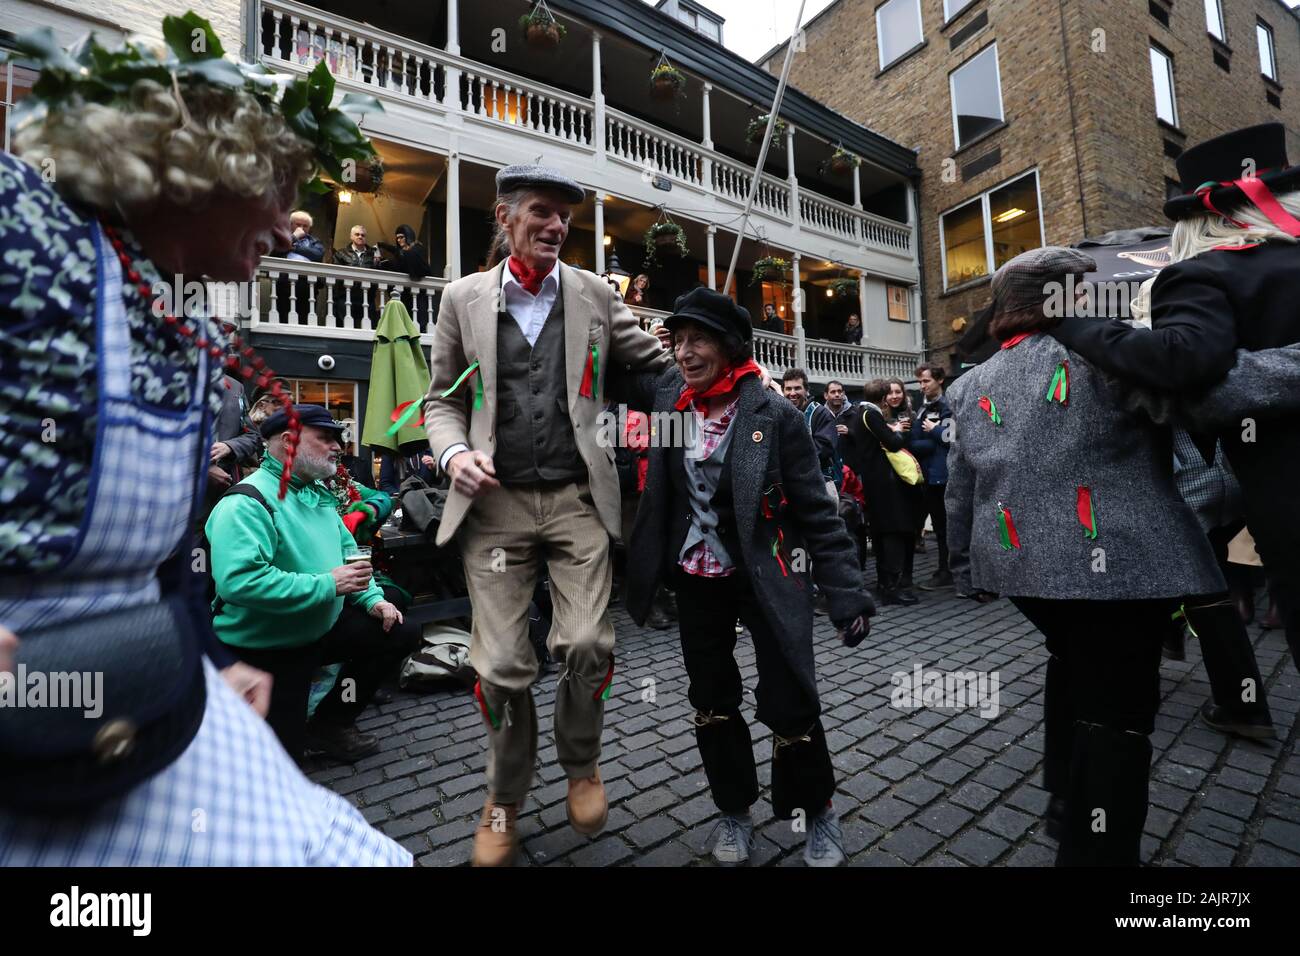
[256,0,912,260]
[249,258,448,341]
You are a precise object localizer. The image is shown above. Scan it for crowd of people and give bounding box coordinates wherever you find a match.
[1,17,1296,872]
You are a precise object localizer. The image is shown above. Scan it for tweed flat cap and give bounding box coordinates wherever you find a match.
[991,246,1097,315]
[495,164,586,203]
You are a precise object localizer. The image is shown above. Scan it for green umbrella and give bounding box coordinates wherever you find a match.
[361,298,431,451]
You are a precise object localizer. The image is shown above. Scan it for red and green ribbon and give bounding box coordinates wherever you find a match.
[578,344,600,399]
[594,657,615,702]
[978,395,1002,425]
[474,679,500,730]
[997,503,1021,550]
[1047,361,1070,405]
[1171,604,1198,639]
[443,361,484,408]
[772,528,790,576]
[1076,485,1098,539]
[385,399,425,436]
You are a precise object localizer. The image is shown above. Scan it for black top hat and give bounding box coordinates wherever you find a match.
[664,287,752,343]
[260,403,347,439]
[1164,123,1300,220]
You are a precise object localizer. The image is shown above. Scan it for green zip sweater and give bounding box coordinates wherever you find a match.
[206,453,385,649]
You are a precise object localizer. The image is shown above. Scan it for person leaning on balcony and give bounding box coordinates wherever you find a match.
[842,313,862,345]
[759,302,785,335]
[421,164,673,867]
[333,224,382,269]
[284,210,324,262]
[943,246,1229,866]
[624,288,874,866]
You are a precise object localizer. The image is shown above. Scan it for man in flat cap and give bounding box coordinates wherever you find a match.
[423,164,672,866]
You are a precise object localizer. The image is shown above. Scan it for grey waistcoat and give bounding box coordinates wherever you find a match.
[679,411,736,568]
[494,294,586,485]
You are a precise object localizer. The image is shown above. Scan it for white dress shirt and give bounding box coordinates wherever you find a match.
[500,259,561,346]
[438,260,563,472]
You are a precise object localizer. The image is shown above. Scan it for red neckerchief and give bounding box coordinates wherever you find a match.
[674,359,762,411]
[1000,332,1035,349]
[507,256,549,296]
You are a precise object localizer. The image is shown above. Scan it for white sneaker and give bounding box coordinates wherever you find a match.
[709,813,754,864]
[804,806,845,867]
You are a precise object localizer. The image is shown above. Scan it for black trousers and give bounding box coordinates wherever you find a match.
[1012,597,1169,866]
[873,532,913,591]
[225,586,419,760]
[673,568,835,819]
[918,484,949,573]
[1193,525,1271,722]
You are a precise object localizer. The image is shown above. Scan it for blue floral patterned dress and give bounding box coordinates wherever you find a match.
[0,151,409,866]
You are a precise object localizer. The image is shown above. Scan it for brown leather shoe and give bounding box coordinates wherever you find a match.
[567,770,608,835]
[471,797,520,867]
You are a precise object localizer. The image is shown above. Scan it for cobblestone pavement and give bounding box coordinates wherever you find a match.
[307,549,1300,867]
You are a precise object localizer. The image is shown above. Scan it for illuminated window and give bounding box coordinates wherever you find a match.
[939,170,1043,290]
[887,284,911,322]
[285,379,360,455]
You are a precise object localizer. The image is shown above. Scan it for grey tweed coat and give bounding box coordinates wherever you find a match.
[944,334,1224,600]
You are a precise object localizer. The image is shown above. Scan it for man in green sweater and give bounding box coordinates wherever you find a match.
[206,404,417,763]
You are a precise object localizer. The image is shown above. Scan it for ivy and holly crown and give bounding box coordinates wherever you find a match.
[2,11,383,499]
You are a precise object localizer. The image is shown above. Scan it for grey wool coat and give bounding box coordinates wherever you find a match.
[625,369,873,704]
[944,333,1224,601]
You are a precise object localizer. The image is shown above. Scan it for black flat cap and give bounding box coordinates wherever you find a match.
[260,403,347,439]
[495,164,586,204]
[665,287,752,343]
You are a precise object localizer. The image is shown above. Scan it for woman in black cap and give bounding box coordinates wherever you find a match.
[625,287,873,867]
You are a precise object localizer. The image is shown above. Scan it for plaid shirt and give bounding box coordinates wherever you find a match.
[679,397,739,578]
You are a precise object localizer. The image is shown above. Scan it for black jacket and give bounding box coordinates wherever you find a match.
[626,370,872,703]
[378,241,430,281]
[803,400,838,478]
[333,244,382,269]
[840,403,915,534]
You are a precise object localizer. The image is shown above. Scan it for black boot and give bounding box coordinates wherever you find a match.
[1186,599,1273,733]
[304,722,380,763]
[1057,722,1152,867]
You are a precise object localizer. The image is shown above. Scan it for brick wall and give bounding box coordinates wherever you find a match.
[769,0,1300,364]
[7,0,246,58]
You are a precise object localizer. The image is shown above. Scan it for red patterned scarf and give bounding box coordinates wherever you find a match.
[674,359,763,411]
[507,256,549,295]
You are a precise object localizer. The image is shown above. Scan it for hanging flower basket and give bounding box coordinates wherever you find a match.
[747,115,788,148]
[520,9,566,49]
[830,277,858,299]
[751,255,789,286]
[650,62,687,101]
[644,220,689,266]
[824,147,860,176]
[350,156,384,193]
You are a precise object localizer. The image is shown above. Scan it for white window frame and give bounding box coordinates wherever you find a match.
[938,169,1045,291]
[943,0,976,22]
[949,43,1005,149]
[876,0,925,71]
[1204,0,1226,43]
[286,379,361,455]
[1150,44,1179,127]
[1258,21,1278,82]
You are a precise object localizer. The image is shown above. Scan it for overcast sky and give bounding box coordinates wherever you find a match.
[647,0,1300,63]
[642,0,839,62]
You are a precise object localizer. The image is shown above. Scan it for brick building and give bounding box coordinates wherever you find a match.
[761,0,1300,367]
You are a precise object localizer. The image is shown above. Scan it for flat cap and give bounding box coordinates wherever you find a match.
[991,246,1097,316]
[495,164,586,204]
[260,403,347,439]
[665,287,752,343]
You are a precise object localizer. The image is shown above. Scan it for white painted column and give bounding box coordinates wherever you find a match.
[445,149,461,280]
[592,32,606,167]
[446,0,460,55]
[912,285,924,354]
[701,83,713,148]
[787,125,801,234]
[594,195,605,274]
[706,224,717,290]
[852,163,862,209]
[858,273,870,346]
[443,0,461,113]
[792,252,806,370]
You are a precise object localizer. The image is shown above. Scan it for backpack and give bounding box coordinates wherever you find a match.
[399,624,476,689]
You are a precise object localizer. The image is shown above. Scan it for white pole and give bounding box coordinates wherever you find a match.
[723,0,808,294]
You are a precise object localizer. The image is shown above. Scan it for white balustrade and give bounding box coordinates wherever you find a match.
[605,109,704,187]
[261,0,444,105]
[251,257,447,340]
[457,63,593,147]
[711,155,791,219]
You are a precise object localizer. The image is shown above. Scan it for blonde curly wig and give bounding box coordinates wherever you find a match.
[13,79,315,211]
